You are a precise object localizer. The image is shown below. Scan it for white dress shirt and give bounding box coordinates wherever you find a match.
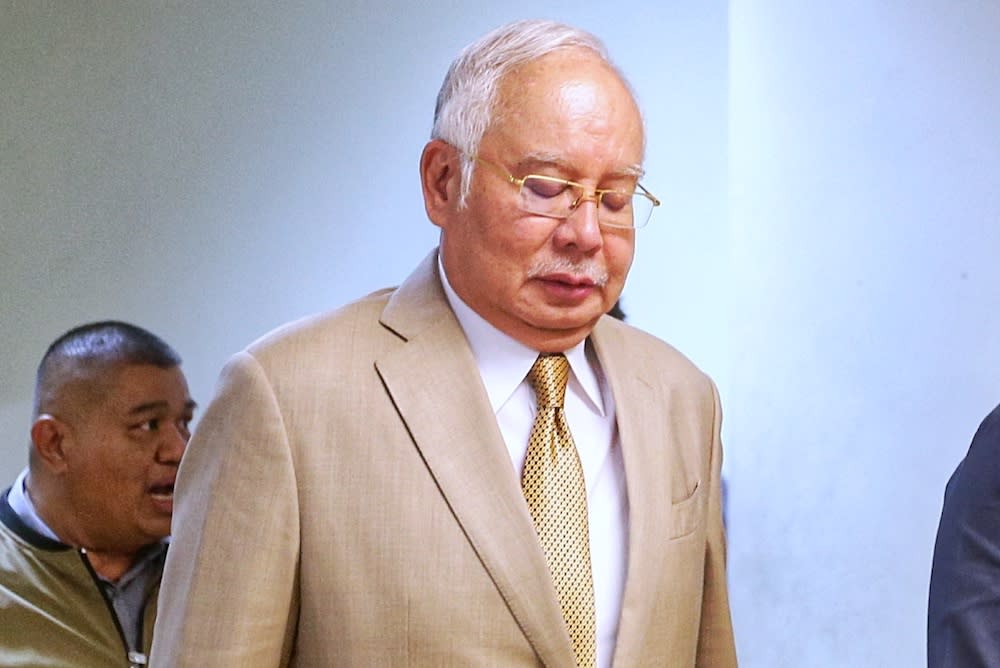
[438,259,628,668]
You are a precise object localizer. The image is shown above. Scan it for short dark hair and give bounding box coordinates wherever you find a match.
[33,320,182,417]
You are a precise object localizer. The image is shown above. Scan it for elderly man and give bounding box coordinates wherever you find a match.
[0,321,195,667]
[152,19,736,667]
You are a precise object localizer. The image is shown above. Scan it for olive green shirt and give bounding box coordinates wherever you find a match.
[0,488,162,667]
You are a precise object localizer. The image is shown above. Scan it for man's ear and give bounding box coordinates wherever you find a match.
[420,139,461,229]
[30,415,70,474]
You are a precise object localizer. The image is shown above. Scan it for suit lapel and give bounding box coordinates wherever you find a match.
[375,252,576,667]
[590,322,672,666]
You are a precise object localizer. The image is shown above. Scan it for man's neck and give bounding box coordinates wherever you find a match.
[84,548,140,582]
[25,475,143,581]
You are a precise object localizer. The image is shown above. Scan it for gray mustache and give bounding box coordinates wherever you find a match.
[527,259,608,287]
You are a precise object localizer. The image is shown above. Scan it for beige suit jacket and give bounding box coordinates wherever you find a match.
[150,251,736,667]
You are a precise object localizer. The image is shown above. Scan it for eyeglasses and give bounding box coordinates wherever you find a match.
[471,155,660,229]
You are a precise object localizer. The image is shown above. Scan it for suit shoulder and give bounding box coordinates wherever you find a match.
[243,287,397,362]
[598,316,711,382]
[950,401,1000,491]
[594,318,719,410]
[977,402,1000,439]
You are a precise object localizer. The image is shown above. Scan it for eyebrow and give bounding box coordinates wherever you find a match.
[128,399,198,415]
[517,151,645,179]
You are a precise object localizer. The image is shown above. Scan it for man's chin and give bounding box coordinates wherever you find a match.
[138,517,173,542]
[534,304,605,332]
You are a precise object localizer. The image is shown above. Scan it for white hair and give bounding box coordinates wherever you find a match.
[431,19,635,205]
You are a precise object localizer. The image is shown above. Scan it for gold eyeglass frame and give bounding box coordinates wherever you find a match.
[470,154,661,229]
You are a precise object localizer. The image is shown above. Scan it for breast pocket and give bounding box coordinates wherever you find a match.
[669,479,705,539]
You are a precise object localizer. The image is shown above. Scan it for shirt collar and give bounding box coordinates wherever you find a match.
[9,467,168,585]
[8,468,60,542]
[437,254,606,415]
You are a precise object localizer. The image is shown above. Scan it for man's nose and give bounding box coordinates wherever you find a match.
[560,193,603,250]
[157,421,188,463]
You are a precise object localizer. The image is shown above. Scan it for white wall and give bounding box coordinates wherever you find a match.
[4,1,998,665]
[728,2,1000,665]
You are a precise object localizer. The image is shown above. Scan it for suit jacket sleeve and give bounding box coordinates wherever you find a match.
[928,402,1000,668]
[697,379,738,666]
[150,351,299,667]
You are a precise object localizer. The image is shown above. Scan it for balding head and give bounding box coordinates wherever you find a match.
[34,320,182,423]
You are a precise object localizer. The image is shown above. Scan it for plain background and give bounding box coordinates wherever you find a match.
[2,2,998,665]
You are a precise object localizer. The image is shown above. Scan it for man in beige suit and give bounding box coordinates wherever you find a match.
[151,19,736,667]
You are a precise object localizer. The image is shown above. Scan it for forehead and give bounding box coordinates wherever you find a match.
[487,49,644,168]
[92,364,190,414]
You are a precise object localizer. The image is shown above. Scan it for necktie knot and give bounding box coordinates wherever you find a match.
[528,353,570,409]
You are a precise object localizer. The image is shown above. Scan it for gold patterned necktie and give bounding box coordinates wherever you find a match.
[521,353,597,668]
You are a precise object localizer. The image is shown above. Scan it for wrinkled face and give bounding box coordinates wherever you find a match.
[60,364,194,553]
[435,49,644,351]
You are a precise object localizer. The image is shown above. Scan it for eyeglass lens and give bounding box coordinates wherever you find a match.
[519,176,652,228]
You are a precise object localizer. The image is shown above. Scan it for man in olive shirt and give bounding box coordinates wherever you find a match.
[0,321,195,667]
